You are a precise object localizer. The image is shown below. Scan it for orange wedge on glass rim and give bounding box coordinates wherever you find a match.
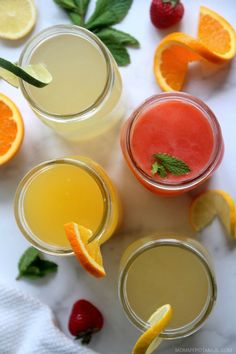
[154,6,236,92]
[64,222,106,278]
[132,304,173,354]
[0,93,24,166]
[190,190,236,238]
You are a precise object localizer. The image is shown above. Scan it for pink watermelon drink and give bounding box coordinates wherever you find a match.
[120,93,224,196]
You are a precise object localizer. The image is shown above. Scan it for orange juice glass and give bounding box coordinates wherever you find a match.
[14,157,121,255]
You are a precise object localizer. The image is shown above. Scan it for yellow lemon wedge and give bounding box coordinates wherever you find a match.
[132,304,173,354]
[0,0,36,40]
[190,190,236,238]
[64,222,106,278]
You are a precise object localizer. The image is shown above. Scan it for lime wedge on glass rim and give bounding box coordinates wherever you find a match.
[0,57,52,88]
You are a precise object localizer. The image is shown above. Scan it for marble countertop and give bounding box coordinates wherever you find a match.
[1,0,236,353]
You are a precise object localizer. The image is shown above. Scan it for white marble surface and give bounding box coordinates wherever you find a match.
[1,0,236,353]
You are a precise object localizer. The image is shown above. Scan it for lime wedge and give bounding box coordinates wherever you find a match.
[0,58,52,88]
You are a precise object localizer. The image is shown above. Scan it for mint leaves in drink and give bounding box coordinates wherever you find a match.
[17,247,58,280]
[54,0,140,66]
[151,153,191,178]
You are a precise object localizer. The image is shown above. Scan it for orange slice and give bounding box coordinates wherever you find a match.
[154,6,236,92]
[198,6,236,61]
[64,222,106,278]
[0,93,24,166]
[190,190,236,238]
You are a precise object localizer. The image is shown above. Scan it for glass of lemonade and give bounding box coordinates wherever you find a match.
[18,25,123,140]
[14,157,121,255]
[119,234,217,339]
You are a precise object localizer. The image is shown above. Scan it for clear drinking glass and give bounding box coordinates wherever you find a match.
[120,93,224,196]
[14,157,121,255]
[19,25,124,141]
[119,234,217,339]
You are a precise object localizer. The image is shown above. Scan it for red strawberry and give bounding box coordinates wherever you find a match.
[150,0,184,29]
[68,299,104,344]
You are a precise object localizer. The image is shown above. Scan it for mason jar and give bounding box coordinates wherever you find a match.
[14,157,121,255]
[120,93,224,196]
[119,234,217,339]
[19,25,123,141]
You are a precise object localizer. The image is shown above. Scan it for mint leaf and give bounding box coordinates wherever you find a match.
[17,247,58,280]
[53,0,139,66]
[102,41,130,66]
[86,0,133,30]
[153,153,191,177]
[151,161,167,178]
[18,247,39,274]
[55,0,90,25]
[96,28,139,47]
[68,11,84,25]
[54,0,77,10]
[74,0,90,14]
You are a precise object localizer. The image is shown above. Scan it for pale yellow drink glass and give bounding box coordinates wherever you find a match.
[18,25,123,141]
[14,157,121,255]
[119,234,217,339]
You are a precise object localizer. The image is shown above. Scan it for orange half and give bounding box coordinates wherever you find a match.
[154,6,236,92]
[0,93,24,165]
[64,222,106,278]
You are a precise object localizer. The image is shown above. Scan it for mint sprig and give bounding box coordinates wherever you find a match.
[17,247,58,280]
[54,0,140,66]
[151,153,191,178]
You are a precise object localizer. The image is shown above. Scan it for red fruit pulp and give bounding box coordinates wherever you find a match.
[130,100,214,183]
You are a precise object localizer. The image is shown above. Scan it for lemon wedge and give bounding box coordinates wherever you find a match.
[0,0,36,40]
[190,190,236,238]
[132,304,173,354]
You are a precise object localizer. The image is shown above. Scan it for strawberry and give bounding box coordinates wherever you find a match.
[68,299,104,344]
[150,0,184,29]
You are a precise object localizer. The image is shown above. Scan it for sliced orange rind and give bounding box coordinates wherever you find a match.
[190,190,236,238]
[64,222,106,278]
[0,93,24,166]
[132,304,173,354]
[154,6,236,92]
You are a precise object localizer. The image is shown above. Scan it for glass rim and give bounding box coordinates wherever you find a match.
[124,92,223,192]
[118,237,217,339]
[18,24,115,122]
[14,157,112,256]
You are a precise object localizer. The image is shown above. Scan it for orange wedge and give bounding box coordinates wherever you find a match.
[64,222,106,278]
[0,93,24,166]
[190,190,236,238]
[198,6,236,61]
[154,6,236,92]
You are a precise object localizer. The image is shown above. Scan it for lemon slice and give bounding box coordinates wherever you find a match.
[0,58,52,88]
[0,0,36,40]
[132,304,173,354]
[64,222,106,278]
[190,190,236,238]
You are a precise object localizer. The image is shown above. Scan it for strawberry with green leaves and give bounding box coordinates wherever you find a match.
[150,0,184,29]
